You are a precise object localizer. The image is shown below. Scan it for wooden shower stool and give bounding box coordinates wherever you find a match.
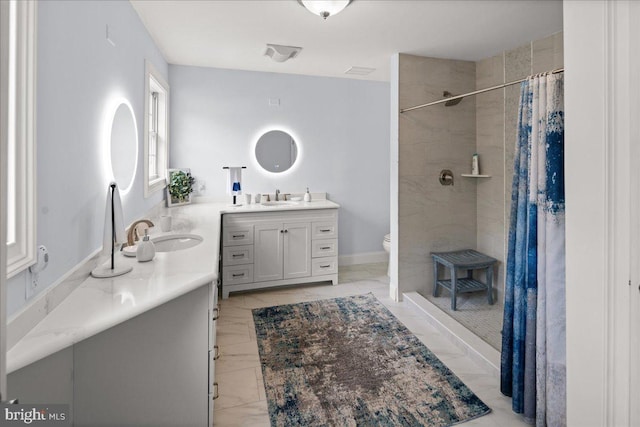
[431,249,497,311]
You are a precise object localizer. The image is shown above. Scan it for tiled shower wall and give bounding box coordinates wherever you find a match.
[397,55,477,294]
[396,32,563,301]
[476,31,564,303]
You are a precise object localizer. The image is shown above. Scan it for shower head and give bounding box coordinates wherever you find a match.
[443,91,463,107]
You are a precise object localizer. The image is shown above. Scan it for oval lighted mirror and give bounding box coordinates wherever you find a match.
[110,102,138,194]
[255,130,298,173]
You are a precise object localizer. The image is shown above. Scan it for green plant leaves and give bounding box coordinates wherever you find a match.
[168,170,195,202]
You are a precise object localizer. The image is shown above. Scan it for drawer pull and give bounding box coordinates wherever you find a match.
[212,306,219,321]
[232,273,245,278]
[212,383,219,400]
[320,246,331,250]
[232,253,244,258]
[213,345,220,360]
[232,234,245,239]
[320,229,331,232]
[320,264,331,268]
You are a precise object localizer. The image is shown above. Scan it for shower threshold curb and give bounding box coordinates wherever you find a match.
[404,291,500,378]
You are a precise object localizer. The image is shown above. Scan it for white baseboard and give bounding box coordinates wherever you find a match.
[338,251,388,266]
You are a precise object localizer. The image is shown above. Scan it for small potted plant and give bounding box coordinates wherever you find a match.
[167,168,195,206]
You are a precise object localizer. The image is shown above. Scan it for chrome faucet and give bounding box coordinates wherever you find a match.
[275,189,280,201]
[127,219,154,246]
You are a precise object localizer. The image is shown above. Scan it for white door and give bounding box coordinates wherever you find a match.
[253,223,283,282]
[630,2,640,423]
[283,222,311,280]
[0,0,9,402]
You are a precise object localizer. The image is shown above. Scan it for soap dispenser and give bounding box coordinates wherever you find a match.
[136,229,156,262]
[304,187,312,202]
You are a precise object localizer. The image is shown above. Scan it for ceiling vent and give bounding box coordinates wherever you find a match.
[344,66,376,76]
[264,44,303,63]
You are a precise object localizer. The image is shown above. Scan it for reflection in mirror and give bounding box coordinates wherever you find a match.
[110,102,138,194]
[255,130,298,173]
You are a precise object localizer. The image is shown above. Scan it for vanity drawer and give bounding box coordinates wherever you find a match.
[312,222,337,239]
[312,239,337,258]
[223,225,254,246]
[223,265,254,285]
[312,257,338,276]
[223,245,254,266]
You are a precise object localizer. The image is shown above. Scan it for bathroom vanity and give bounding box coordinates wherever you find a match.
[7,203,222,426]
[6,199,339,424]
[221,202,339,298]
[9,282,218,426]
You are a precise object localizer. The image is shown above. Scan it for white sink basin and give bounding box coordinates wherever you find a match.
[151,234,203,252]
[261,201,299,206]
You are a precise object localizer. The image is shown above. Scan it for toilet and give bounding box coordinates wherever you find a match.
[383,233,391,276]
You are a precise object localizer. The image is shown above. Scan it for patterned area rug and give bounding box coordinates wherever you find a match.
[252,293,491,426]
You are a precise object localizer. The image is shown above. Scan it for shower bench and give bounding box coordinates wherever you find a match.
[431,249,497,311]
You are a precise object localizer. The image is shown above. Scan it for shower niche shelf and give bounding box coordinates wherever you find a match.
[461,174,491,178]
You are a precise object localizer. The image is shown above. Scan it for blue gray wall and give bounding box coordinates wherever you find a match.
[7,1,391,317]
[170,65,390,257]
[7,0,168,316]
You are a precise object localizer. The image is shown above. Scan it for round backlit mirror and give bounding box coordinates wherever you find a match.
[110,102,138,194]
[255,130,298,173]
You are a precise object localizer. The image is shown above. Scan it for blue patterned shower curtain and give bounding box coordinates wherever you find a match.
[501,73,565,427]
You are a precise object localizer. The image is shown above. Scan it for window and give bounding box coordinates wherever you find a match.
[3,0,36,278]
[144,60,169,197]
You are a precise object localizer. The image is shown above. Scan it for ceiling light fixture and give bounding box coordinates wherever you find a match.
[297,0,352,20]
[264,44,303,62]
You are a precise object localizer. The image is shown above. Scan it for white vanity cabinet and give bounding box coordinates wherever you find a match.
[254,221,311,282]
[8,283,219,426]
[222,208,338,298]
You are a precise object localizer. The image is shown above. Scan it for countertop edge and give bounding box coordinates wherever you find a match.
[7,273,216,373]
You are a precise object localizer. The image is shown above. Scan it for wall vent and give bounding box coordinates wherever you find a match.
[345,66,376,76]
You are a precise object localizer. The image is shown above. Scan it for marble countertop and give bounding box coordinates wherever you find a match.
[218,198,340,214]
[7,198,340,373]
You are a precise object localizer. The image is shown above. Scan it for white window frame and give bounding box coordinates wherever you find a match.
[143,60,169,198]
[5,0,37,279]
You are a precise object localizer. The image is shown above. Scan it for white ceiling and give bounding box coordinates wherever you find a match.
[130,0,563,82]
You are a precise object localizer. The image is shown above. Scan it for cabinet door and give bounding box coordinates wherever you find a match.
[283,222,311,280]
[254,223,284,282]
[73,285,209,427]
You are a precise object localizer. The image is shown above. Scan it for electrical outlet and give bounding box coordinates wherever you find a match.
[198,180,206,192]
[26,245,49,300]
[26,272,38,300]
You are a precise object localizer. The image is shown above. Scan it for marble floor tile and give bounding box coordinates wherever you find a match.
[215,367,261,410]
[217,305,254,324]
[216,340,260,373]
[213,400,270,427]
[216,321,253,347]
[214,263,529,426]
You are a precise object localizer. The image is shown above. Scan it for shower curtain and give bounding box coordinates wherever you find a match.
[501,73,565,427]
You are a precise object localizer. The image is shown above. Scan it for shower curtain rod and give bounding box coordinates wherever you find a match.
[400,67,564,113]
